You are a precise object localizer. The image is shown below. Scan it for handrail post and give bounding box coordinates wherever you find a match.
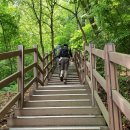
[83,42,87,84]
[18,45,24,108]
[47,54,49,79]
[51,51,54,69]
[34,45,38,89]
[105,44,122,130]
[45,53,49,85]
[80,53,84,84]
[90,44,96,106]
[50,52,53,74]
[40,57,44,84]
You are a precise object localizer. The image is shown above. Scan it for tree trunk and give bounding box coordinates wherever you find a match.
[39,20,44,55]
[39,0,44,55]
[81,0,99,37]
[75,13,87,44]
[50,6,54,51]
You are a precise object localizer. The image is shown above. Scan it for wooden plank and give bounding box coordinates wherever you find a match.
[86,61,91,70]
[44,64,48,70]
[37,64,43,74]
[112,90,130,121]
[109,52,130,69]
[94,90,109,126]
[8,116,106,127]
[0,72,20,89]
[38,52,43,62]
[43,55,49,61]
[15,107,100,116]
[93,69,106,92]
[17,45,24,108]
[85,46,90,52]
[44,75,48,82]
[0,51,20,60]
[90,44,96,106]
[24,48,35,54]
[37,77,43,86]
[92,48,105,59]
[24,63,36,73]
[33,45,38,89]
[105,44,118,130]
[44,61,52,70]
[0,93,20,119]
[24,77,36,93]
[86,75,91,89]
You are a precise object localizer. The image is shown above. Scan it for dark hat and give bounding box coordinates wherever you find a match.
[63,44,68,47]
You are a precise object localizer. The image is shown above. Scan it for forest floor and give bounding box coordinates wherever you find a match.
[0,92,16,129]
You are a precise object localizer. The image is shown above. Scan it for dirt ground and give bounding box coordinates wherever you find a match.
[0,92,16,129]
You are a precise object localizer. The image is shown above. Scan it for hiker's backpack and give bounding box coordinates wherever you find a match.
[61,48,70,57]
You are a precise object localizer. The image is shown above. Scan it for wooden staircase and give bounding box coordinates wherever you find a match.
[8,63,108,130]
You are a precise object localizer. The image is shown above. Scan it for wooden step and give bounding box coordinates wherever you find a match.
[52,74,79,79]
[49,80,80,83]
[50,77,80,80]
[15,106,101,116]
[39,84,85,88]
[38,86,86,90]
[47,82,80,85]
[10,126,109,130]
[33,89,88,95]
[24,99,91,107]
[8,115,106,127]
[30,94,91,100]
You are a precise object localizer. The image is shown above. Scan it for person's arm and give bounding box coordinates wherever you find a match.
[58,49,62,58]
[69,49,72,58]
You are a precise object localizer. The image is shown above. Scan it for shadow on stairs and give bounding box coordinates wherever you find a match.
[8,63,108,130]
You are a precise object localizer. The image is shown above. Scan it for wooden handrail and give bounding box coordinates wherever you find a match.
[0,51,21,60]
[37,64,44,74]
[24,77,36,93]
[0,44,55,120]
[24,63,36,73]
[0,72,21,89]
[83,43,130,130]
[93,69,106,92]
[24,48,36,54]
[92,48,105,59]
[109,52,130,69]
[38,51,43,62]
[112,90,130,121]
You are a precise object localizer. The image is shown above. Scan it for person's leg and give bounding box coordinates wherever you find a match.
[64,59,69,84]
[60,59,64,81]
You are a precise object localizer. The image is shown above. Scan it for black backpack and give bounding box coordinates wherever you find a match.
[61,48,70,57]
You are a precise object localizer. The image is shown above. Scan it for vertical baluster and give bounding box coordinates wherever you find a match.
[40,57,44,84]
[45,54,49,85]
[83,43,86,84]
[105,44,122,130]
[90,44,96,106]
[34,45,38,89]
[18,45,24,108]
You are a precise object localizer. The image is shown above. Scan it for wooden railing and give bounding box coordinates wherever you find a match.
[75,43,130,130]
[0,45,56,119]
[74,51,85,84]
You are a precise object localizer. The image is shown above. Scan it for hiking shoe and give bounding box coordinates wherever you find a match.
[60,76,63,81]
[64,79,67,84]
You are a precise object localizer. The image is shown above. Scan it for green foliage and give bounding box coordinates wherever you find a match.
[0,2,20,52]
[70,23,94,50]
[119,76,130,100]
[0,81,17,93]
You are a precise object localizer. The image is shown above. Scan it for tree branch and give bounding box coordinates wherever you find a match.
[56,3,75,15]
[31,0,39,22]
